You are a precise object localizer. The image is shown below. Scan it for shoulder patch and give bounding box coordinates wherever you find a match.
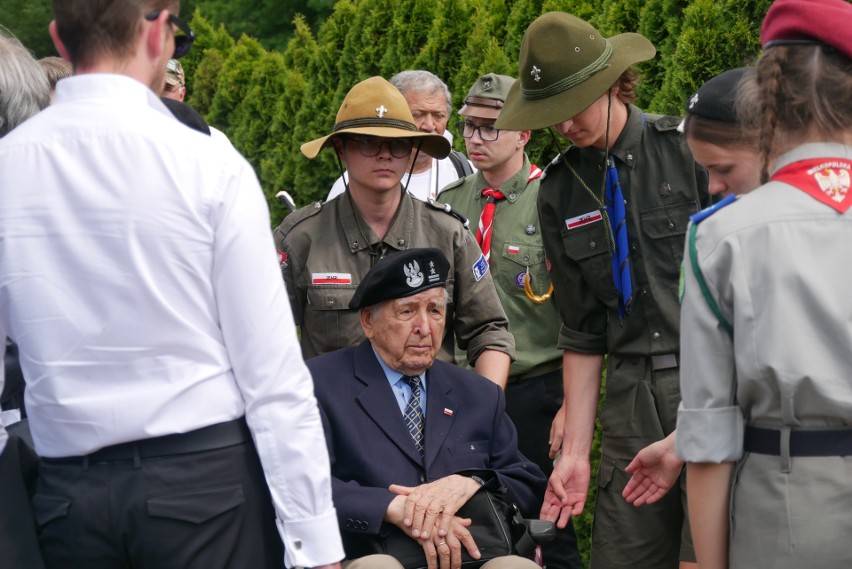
[427,198,470,229]
[274,201,323,237]
[650,114,683,132]
[690,193,737,225]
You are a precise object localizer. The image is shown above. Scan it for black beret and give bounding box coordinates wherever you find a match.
[349,248,450,310]
[685,67,750,123]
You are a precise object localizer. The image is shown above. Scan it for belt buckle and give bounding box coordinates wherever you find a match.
[651,353,678,371]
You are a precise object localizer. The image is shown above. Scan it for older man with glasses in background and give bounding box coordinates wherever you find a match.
[0,2,343,568]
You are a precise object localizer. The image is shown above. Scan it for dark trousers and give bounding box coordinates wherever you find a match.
[34,427,283,569]
[506,370,582,569]
[0,434,45,569]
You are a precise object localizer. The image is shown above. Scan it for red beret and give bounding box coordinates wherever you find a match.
[761,0,852,60]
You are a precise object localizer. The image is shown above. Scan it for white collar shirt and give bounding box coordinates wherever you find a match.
[0,74,342,566]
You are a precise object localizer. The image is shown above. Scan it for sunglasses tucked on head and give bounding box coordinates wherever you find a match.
[145,11,195,59]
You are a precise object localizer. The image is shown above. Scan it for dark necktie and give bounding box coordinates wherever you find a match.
[402,375,424,456]
[605,157,633,319]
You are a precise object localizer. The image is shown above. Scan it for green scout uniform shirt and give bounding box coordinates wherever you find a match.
[440,154,562,380]
[273,191,515,364]
[538,105,711,358]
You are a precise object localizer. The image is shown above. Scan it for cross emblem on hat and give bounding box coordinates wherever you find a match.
[376,105,388,118]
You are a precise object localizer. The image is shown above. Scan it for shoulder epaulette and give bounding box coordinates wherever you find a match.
[439,176,467,194]
[541,152,565,181]
[690,194,737,225]
[649,114,683,132]
[427,198,470,229]
[276,201,324,237]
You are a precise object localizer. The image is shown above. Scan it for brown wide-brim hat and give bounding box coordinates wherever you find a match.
[495,12,656,131]
[301,76,451,160]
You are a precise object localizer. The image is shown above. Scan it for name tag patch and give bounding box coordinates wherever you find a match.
[472,254,489,282]
[565,210,602,230]
[311,272,352,285]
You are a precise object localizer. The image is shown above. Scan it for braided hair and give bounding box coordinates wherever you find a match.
[738,44,852,183]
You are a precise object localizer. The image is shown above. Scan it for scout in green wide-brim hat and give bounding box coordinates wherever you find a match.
[494,12,656,132]
[301,76,451,160]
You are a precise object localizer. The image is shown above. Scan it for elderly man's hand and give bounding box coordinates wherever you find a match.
[388,474,481,539]
[385,495,480,569]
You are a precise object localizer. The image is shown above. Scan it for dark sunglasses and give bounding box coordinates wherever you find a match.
[145,11,196,59]
[345,136,414,159]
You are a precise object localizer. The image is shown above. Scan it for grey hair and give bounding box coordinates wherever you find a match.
[390,70,452,116]
[0,29,50,138]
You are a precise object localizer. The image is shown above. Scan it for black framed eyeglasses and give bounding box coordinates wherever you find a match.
[145,11,196,59]
[460,120,500,141]
[345,136,414,159]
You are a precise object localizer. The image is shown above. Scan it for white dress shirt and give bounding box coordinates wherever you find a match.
[0,74,343,567]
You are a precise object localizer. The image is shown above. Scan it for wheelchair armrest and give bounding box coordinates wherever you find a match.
[524,518,556,543]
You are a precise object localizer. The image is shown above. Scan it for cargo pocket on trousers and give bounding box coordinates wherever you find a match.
[32,494,72,529]
[593,455,617,547]
[147,485,245,524]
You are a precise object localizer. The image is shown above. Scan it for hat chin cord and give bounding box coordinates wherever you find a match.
[402,140,426,195]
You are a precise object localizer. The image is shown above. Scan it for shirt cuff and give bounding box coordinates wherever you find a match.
[676,405,744,463]
[279,509,344,568]
[466,331,516,364]
[556,324,606,353]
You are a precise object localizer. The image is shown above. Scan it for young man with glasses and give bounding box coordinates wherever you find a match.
[0,2,343,568]
[440,73,582,569]
[274,76,515,388]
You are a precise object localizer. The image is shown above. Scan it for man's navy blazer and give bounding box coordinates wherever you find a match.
[307,341,546,549]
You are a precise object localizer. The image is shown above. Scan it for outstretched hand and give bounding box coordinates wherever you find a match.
[622,433,683,507]
[540,454,590,528]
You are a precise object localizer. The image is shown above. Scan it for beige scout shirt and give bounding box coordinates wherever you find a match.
[273,191,515,364]
[677,142,852,463]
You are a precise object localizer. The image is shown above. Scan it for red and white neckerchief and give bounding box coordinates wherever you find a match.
[475,163,542,263]
[771,157,852,213]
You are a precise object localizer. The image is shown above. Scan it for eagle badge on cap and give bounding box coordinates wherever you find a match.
[482,79,492,91]
[404,260,424,288]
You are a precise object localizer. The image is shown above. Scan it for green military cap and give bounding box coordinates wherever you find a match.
[458,73,515,119]
[495,12,656,131]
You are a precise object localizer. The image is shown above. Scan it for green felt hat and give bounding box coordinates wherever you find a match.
[495,12,656,131]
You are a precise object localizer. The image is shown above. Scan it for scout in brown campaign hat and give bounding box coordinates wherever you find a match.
[301,76,451,160]
[494,12,655,132]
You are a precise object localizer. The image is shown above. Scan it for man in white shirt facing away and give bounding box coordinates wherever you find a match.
[326,70,474,203]
[0,2,343,568]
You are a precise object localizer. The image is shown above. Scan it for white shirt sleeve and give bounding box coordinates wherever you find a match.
[211,157,344,567]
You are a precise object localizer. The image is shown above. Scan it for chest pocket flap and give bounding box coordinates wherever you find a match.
[306,286,358,311]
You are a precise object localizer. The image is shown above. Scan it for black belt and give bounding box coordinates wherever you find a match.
[44,417,251,464]
[650,353,679,371]
[744,425,852,457]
